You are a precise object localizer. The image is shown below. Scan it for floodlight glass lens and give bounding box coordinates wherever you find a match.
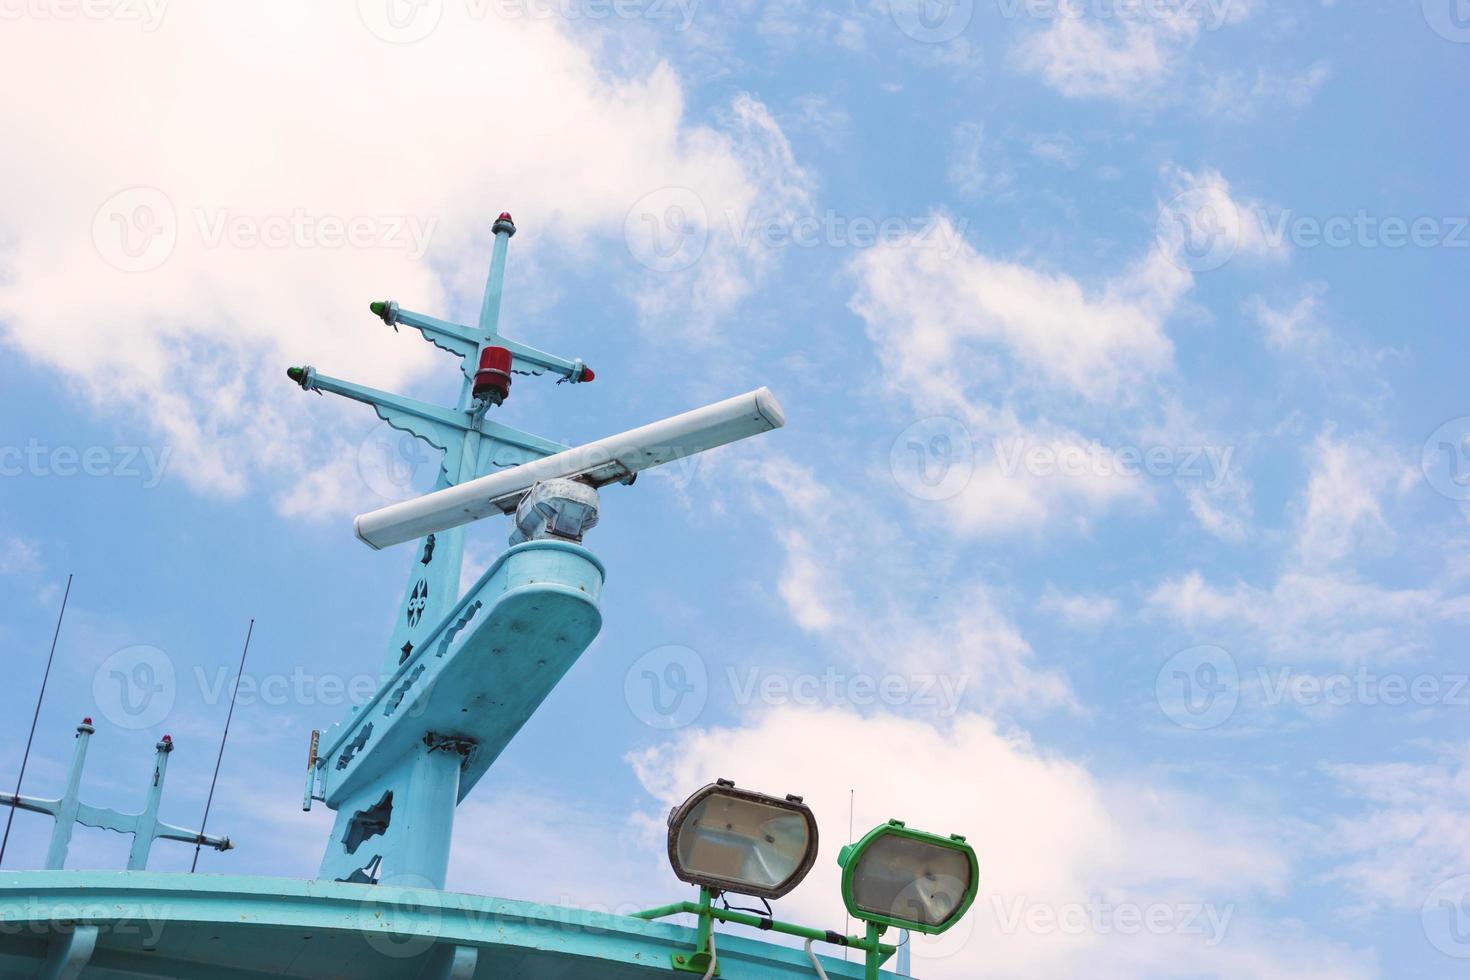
[674,794,812,893]
[850,834,973,929]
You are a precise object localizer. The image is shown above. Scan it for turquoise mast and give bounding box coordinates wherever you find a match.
[0,720,231,870]
[0,212,913,980]
[288,213,604,889]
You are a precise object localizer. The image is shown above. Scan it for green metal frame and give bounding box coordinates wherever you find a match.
[634,886,898,979]
[837,819,980,936]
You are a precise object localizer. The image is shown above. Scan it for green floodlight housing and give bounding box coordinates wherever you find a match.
[666,779,820,900]
[837,819,979,935]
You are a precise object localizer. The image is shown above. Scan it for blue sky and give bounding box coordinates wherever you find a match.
[1,1,1468,976]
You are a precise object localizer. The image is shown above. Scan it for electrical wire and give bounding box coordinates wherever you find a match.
[804,939,831,979]
[701,929,718,980]
[191,618,253,872]
[0,574,73,868]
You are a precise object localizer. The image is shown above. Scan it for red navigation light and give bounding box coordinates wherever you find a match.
[162,734,172,743]
[581,366,595,383]
[474,346,514,405]
[498,212,513,222]
[82,717,93,726]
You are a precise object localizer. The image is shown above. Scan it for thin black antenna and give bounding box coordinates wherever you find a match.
[192,618,253,873]
[0,574,73,868]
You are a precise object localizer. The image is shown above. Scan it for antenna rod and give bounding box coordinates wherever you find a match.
[0,573,73,868]
[192,618,254,873]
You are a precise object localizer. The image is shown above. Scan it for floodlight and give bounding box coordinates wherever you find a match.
[354,387,785,549]
[837,819,978,935]
[666,779,819,900]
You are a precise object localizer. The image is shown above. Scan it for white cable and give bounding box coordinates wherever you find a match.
[804,938,831,979]
[702,930,719,980]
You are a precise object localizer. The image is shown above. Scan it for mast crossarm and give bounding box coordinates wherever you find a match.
[73,802,136,834]
[384,305,480,363]
[491,334,590,382]
[291,368,465,454]
[71,804,231,851]
[0,793,60,817]
[289,366,569,473]
[380,303,591,384]
[154,821,232,851]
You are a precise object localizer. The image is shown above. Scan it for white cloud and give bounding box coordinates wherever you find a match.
[1323,746,1470,915]
[947,121,990,196]
[0,536,41,576]
[1200,60,1332,122]
[850,215,1184,404]
[1039,588,1120,628]
[629,707,1371,979]
[734,453,1075,713]
[0,5,806,515]
[1148,431,1470,665]
[1013,2,1259,105]
[1293,430,1404,568]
